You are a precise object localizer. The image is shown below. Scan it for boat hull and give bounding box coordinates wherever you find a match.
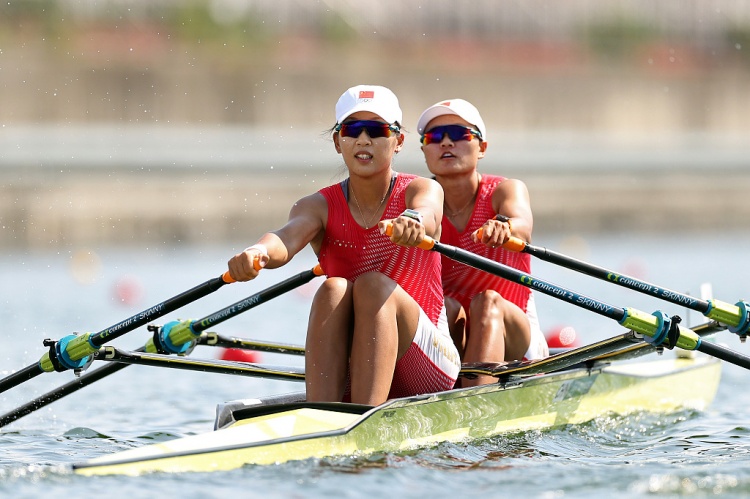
[73,355,721,476]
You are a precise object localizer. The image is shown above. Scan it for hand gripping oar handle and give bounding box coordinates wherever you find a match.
[0,271,235,395]
[474,226,750,339]
[220,253,263,284]
[387,225,750,369]
[147,264,325,355]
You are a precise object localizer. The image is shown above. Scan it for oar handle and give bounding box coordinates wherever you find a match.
[221,255,264,283]
[473,228,527,252]
[383,224,435,250]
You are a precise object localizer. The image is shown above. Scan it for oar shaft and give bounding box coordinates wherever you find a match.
[521,242,712,313]
[199,332,305,356]
[0,362,129,428]
[502,236,748,333]
[91,275,229,347]
[153,265,323,352]
[96,346,305,382]
[434,241,628,322]
[0,365,43,394]
[416,234,743,357]
[698,341,750,370]
[193,266,322,334]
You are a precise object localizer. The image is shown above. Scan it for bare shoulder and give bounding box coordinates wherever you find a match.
[495,177,529,194]
[290,191,328,216]
[406,175,443,195]
[493,178,530,202]
[276,191,328,252]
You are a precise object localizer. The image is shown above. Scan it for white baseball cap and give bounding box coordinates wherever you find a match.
[335,85,402,125]
[417,99,487,141]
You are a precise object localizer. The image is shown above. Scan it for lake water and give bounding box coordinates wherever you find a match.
[1,230,750,498]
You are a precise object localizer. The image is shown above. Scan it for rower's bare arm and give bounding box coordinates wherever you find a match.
[403,177,444,237]
[493,179,532,242]
[380,177,443,247]
[228,193,326,281]
[472,179,533,247]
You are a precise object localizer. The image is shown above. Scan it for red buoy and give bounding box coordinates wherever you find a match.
[219,348,262,364]
[545,326,580,349]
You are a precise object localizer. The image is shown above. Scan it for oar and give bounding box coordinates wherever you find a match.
[0,271,237,395]
[146,265,324,355]
[387,226,750,370]
[203,320,723,378]
[476,223,750,339]
[462,320,724,378]
[0,265,322,428]
[94,346,305,382]
[197,332,305,356]
[91,321,726,385]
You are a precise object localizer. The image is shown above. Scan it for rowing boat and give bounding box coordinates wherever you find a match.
[1,236,744,477]
[72,344,721,476]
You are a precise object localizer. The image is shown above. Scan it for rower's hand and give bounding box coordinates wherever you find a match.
[379,215,425,248]
[227,248,267,282]
[473,218,512,248]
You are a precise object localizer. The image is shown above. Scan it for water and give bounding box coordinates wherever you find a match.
[1,231,750,498]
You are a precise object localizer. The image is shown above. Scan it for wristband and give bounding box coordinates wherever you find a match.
[495,214,513,233]
[244,243,268,257]
[400,209,424,224]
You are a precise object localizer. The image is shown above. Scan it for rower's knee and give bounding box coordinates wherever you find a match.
[470,289,505,319]
[352,272,396,312]
[314,276,351,302]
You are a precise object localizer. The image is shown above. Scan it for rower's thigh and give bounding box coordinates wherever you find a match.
[351,272,421,354]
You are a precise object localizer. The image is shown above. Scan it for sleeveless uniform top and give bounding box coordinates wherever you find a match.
[318,173,444,325]
[440,174,532,313]
[440,174,548,360]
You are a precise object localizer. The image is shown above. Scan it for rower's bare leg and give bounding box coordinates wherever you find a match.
[462,290,531,387]
[445,296,469,388]
[349,272,419,406]
[444,296,467,359]
[305,277,353,402]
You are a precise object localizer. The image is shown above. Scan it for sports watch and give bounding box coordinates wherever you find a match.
[400,209,424,224]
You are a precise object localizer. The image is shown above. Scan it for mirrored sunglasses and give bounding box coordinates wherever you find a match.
[420,125,482,145]
[336,120,400,139]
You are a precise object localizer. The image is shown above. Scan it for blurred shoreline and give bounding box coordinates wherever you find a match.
[4,2,750,249]
[2,126,748,250]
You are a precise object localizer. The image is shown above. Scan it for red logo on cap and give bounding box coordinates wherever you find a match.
[359,90,375,99]
[441,101,451,106]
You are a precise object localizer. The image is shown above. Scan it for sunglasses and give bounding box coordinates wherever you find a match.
[335,120,400,139]
[420,125,482,145]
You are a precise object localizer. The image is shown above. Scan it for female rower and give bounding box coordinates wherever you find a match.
[228,85,460,405]
[417,98,549,386]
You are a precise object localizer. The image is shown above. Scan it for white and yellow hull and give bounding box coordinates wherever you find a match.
[74,354,721,476]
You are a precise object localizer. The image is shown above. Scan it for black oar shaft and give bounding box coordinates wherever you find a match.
[193,268,320,333]
[434,242,627,322]
[153,266,323,352]
[199,332,305,356]
[92,276,228,347]
[431,237,750,371]
[0,362,129,427]
[0,365,43,394]
[96,347,305,382]
[0,274,229,396]
[698,341,750,370]
[522,243,712,314]
[0,269,319,427]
